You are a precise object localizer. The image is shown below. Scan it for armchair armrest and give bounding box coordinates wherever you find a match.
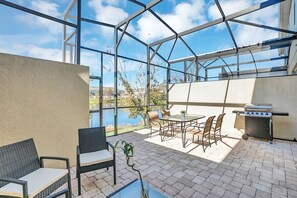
[106,141,114,150]
[106,142,116,161]
[0,177,28,198]
[40,156,70,170]
[47,188,69,198]
[151,120,162,127]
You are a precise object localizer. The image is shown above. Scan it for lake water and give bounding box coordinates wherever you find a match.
[90,108,143,127]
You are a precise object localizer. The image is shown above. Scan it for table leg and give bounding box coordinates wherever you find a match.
[181,122,185,148]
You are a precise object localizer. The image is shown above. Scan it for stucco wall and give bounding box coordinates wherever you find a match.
[0,53,89,166]
[288,40,297,74]
[169,76,297,140]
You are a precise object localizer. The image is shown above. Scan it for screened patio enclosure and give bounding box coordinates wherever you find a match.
[1,0,296,135]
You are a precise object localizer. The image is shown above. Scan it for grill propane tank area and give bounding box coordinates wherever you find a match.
[244,104,273,142]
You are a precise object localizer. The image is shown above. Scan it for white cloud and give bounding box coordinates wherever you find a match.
[208,0,279,46]
[88,0,134,38]
[15,0,62,35]
[0,43,62,62]
[235,4,278,46]
[136,0,206,42]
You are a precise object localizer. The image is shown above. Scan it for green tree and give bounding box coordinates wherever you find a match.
[116,58,166,125]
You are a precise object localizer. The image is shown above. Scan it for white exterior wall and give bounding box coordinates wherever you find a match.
[169,76,297,140]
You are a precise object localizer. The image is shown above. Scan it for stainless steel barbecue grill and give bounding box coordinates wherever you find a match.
[244,104,273,142]
[244,104,272,117]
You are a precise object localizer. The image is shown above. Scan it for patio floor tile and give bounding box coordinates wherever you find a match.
[57,128,297,198]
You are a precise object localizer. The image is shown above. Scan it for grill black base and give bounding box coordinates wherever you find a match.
[245,117,272,140]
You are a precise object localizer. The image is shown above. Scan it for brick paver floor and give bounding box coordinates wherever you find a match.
[67,128,297,198]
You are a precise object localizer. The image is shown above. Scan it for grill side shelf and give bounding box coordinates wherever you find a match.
[232,110,289,116]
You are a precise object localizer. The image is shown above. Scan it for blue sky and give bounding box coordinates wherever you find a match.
[0,0,290,86]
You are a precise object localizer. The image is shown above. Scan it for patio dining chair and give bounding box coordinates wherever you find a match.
[76,127,116,195]
[186,116,216,152]
[213,113,226,144]
[148,111,172,140]
[161,109,176,136]
[161,109,171,117]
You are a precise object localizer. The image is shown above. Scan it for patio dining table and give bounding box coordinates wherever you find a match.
[159,114,205,148]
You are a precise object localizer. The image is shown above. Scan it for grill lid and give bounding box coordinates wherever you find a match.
[244,103,272,112]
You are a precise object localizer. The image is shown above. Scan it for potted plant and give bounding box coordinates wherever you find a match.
[115,140,149,198]
[180,110,186,118]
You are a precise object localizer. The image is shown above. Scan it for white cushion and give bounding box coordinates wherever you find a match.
[80,149,113,167]
[0,168,68,198]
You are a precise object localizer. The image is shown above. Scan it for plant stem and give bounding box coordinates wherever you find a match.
[126,156,144,193]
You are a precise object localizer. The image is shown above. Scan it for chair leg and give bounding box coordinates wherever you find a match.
[113,164,117,185]
[107,167,109,171]
[68,179,72,198]
[202,137,205,152]
[78,172,81,196]
[150,126,152,138]
[209,134,211,147]
[214,131,217,145]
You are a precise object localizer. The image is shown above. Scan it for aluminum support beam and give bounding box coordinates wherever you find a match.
[129,0,146,7]
[81,17,168,64]
[149,9,196,58]
[149,0,285,47]
[195,61,199,81]
[0,0,76,28]
[116,21,130,48]
[116,0,162,28]
[166,63,170,108]
[237,53,240,77]
[214,0,238,49]
[205,58,219,68]
[186,59,196,71]
[167,37,178,61]
[169,35,296,63]
[100,53,103,127]
[146,45,151,117]
[63,0,77,17]
[150,43,162,63]
[81,17,115,28]
[81,46,169,69]
[184,61,187,82]
[204,56,288,70]
[249,51,258,75]
[230,19,297,35]
[76,0,81,64]
[220,57,233,76]
[114,28,118,135]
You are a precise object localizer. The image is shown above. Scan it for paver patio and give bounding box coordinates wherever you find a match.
[67,128,297,198]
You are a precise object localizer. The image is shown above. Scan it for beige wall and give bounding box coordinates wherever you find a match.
[288,40,297,74]
[0,53,89,166]
[169,76,297,140]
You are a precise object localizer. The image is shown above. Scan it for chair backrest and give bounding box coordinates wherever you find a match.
[78,127,107,154]
[148,111,159,122]
[214,113,226,131]
[203,116,216,136]
[161,109,171,117]
[0,139,40,187]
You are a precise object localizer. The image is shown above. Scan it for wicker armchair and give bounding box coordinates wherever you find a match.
[76,127,116,195]
[0,138,71,198]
